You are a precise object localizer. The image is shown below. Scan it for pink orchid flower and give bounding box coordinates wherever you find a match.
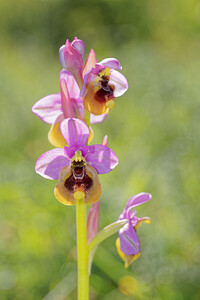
[59,37,128,116]
[35,118,118,205]
[32,69,107,147]
[116,193,151,268]
[80,58,128,115]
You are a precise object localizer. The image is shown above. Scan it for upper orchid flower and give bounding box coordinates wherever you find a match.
[116,193,151,268]
[59,37,85,88]
[59,38,128,115]
[59,38,98,87]
[80,58,128,115]
[32,69,106,148]
[35,118,118,205]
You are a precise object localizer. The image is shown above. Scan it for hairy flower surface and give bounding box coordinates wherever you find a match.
[32,69,106,147]
[35,118,118,205]
[116,193,151,268]
[80,59,128,115]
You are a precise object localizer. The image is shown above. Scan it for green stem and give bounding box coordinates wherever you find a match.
[76,199,89,300]
[89,220,127,253]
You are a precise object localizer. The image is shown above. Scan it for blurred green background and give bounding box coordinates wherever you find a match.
[0,0,200,299]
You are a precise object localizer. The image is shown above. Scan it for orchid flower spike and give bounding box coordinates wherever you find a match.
[80,58,128,115]
[32,70,107,148]
[116,193,151,268]
[35,118,118,205]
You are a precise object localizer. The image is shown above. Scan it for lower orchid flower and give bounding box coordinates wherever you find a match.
[87,192,151,271]
[116,193,151,268]
[80,58,128,115]
[35,118,118,205]
[32,69,106,148]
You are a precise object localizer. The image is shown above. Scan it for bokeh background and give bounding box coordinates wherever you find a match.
[0,0,200,299]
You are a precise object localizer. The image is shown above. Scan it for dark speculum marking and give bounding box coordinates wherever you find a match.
[65,161,93,192]
[64,172,93,192]
[72,166,84,179]
[95,75,114,103]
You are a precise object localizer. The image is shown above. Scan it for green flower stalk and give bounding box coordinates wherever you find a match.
[76,194,89,300]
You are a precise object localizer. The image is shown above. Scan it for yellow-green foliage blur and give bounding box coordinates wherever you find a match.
[0,0,200,299]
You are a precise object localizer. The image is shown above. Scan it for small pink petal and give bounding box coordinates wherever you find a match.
[79,145,95,157]
[59,69,84,120]
[63,145,95,160]
[80,72,90,97]
[60,118,89,148]
[63,146,76,159]
[74,97,85,120]
[83,49,98,76]
[60,69,81,118]
[60,77,74,119]
[35,148,69,180]
[109,70,128,97]
[64,40,83,88]
[60,69,80,99]
[127,193,152,209]
[32,94,64,124]
[99,58,122,70]
[87,201,99,244]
